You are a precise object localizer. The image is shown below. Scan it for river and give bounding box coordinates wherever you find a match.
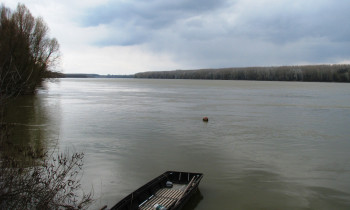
[4,79,350,209]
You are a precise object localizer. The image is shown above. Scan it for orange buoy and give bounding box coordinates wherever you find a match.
[202,117,208,122]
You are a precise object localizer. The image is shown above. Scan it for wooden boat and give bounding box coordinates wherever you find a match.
[111,171,203,210]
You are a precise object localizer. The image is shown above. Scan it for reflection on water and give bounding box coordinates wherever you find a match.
[4,79,350,209]
[183,190,204,210]
[2,89,61,162]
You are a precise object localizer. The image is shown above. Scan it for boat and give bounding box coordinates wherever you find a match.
[111,171,203,210]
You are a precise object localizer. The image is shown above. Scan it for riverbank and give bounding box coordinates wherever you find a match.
[135,64,350,82]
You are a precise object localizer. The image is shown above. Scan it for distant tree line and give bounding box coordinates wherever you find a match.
[61,73,134,78]
[135,65,350,82]
[0,4,60,97]
[62,73,100,78]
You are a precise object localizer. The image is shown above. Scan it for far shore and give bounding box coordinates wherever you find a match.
[134,64,350,82]
[56,64,350,82]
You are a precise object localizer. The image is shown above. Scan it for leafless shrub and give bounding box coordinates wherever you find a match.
[0,137,93,209]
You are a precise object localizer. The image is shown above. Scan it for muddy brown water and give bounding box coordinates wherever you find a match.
[4,79,350,209]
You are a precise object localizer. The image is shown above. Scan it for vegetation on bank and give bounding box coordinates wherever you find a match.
[61,73,134,78]
[0,4,93,209]
[135,65,350,82]
[0,139,93,209]
[0,3,60,97]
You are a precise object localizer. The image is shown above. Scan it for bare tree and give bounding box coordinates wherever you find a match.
[0,3,60,97]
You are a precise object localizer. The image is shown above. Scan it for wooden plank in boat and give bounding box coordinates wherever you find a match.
[139,188,184,210]
[156,189,184,199]
[139,196,175,210]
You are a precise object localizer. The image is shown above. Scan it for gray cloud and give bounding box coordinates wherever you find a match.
[81,0,350,69]
[83,0,229,45]
[235,0,350,44]
[85,0,229,26]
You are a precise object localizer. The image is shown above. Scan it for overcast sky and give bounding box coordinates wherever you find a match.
[3,0,350,75]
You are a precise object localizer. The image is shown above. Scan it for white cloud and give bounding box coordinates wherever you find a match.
[62,45,179,74]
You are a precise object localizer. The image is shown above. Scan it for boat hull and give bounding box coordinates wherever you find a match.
[111,171,203,210]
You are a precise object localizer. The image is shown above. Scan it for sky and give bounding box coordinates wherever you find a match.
[2,0,350,75]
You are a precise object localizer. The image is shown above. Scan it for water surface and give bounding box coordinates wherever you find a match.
[5,79,350,209]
